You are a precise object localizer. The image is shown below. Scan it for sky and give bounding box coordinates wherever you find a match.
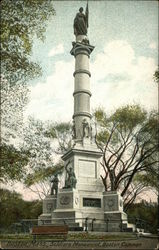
[24,0,158,123]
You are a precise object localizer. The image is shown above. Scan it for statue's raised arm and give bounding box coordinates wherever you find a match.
[73,3,89,36]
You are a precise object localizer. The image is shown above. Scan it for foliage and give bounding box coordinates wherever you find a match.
[21,117,54,198]
[0,189,42,230]
[0,76,28,133]
[154,69,159,83]
[21,119,71,199]
[134,169,158,193]
[0,144,28,183]
[0,0,55,184]
[1,0,55,85]
[0,76,29,183]
[94,105,158,207]
[127,201,158,233]
[48,122,72,154]
[68,233,136,240]
[0,232,136,240]
[22,117,53,171]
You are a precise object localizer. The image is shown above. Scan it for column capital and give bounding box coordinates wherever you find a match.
[70,42,95,57]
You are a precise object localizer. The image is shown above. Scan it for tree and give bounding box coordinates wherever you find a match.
[123,178,151,211]
[0,144,28,184]
[0,75,29,183]
[154,69,159,84]
[21,118,72,199]
[134,164,158,194]
[127,200,157,233]
[21,117,55,199]
[1,75,29,139]
[1,0,55,85]
[0,188,42,231]
[0,0,55,183]
[94,105,158,207]
[1,0,55,128]
[48,122,72,154]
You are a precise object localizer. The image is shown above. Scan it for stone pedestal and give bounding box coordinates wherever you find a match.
[39,190,136,232]
[103,191,124,213]
[38,195,57,224]
[103,191,134,232]
[51,144,104,228]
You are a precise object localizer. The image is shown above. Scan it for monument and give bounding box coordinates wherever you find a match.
[39,4,135,232]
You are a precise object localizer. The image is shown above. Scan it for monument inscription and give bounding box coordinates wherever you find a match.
[79,160,96,178]
[83,198,101,207]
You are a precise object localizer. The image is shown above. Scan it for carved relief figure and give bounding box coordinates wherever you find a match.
[50,174,59,195]
[65,167,77,189]
[82,118,90,138]
[72,119,76,139]
[73,4,89,36]
[90,122,96,142]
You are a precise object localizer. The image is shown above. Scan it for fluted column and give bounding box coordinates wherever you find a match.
[70,35,94,142]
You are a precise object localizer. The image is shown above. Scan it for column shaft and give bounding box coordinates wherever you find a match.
[70,41,94,141]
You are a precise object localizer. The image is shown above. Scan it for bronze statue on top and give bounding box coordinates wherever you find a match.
[74,3,89,36]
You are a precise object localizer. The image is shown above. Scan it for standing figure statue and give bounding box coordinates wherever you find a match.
[90,122,96,142]
[82,118,90,138]
[50,174,59,195]
[65,167,77,189]
[72,119,76,139]
[74,3,89,36]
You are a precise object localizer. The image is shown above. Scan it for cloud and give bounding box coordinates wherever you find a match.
[91,40,157,112]
[91,40,135,84]
[25,40,157,123]
[149,42,157,49]
[48,44,64,57]
[25,59,74,122]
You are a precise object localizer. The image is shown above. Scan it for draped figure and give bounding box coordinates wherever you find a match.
[74,4,89,36]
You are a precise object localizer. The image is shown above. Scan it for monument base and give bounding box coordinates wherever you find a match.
[38,195,57,224]
[103,191,135,232]
[50,187,104,229]
[39,190,137,232]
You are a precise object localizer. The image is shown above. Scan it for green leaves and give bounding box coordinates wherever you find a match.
[154,69,159,83]
[0,0,55,185]
[1,0,55,84]
[110,105,147,130]
[24,163,64,187]
[48,122,72,154]
[22,117,53,170]
[0,144,28,183]
[94,108,107,127]
[0,189,42,230]
[96,130,109,147]
[21,118,66,196]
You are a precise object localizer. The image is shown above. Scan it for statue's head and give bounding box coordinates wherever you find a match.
[79,7,83,13]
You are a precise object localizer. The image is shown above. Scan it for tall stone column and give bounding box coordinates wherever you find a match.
[70,36,94,142]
